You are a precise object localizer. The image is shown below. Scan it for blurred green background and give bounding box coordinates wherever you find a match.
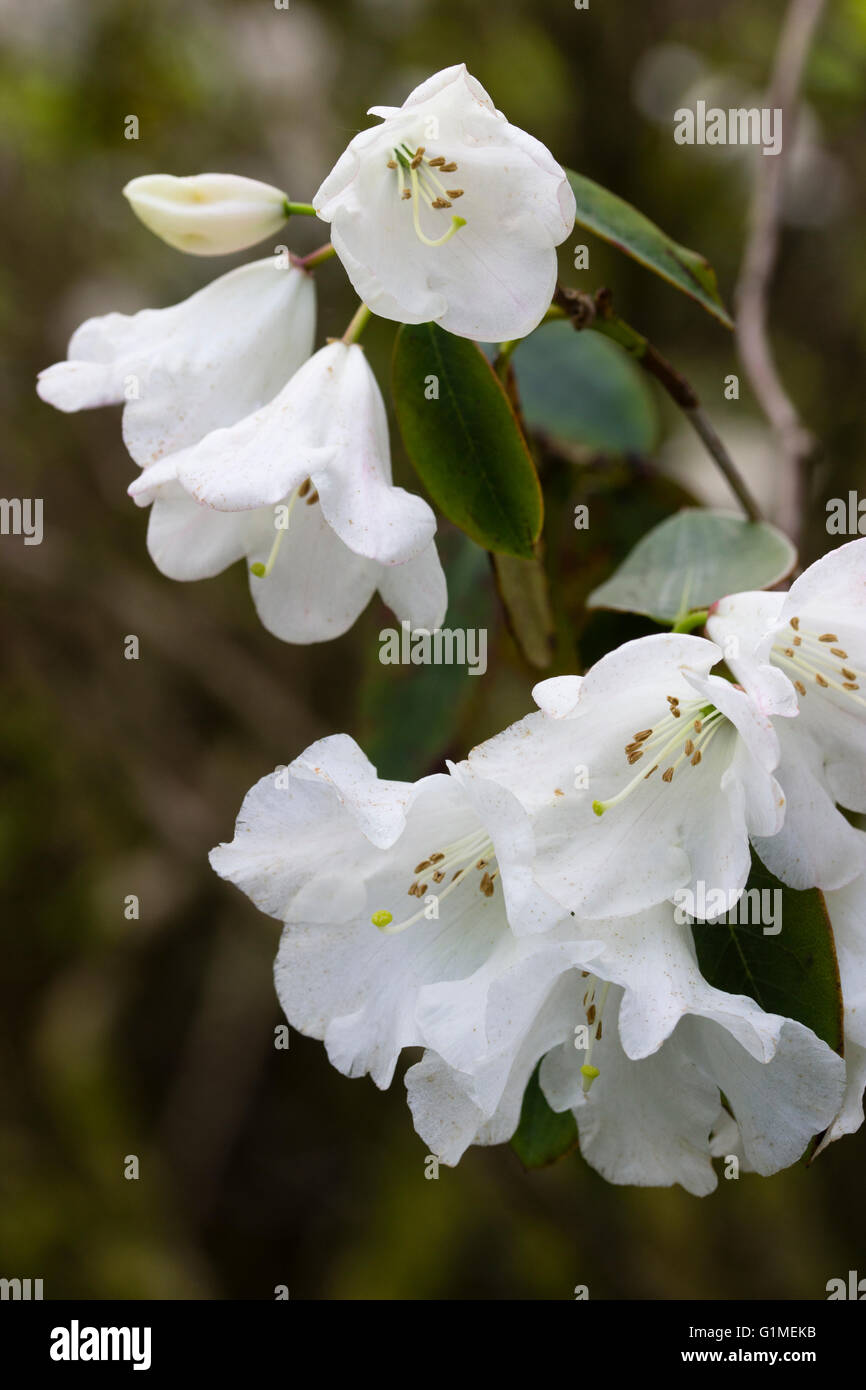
[2,0,866,1299]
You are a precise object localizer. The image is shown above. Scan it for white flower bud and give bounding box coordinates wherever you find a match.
[123,172,290,256]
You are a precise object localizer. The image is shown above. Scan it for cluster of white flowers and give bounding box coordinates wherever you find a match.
[36,60,864,1192]
[36,65,574,644]
[212,540,866,1192]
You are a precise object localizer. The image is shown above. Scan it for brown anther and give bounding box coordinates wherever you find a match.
[586,1005,596,1025]
[691,750,702,766]
[475,859,487,870]
[431,197,452,208]
[410,153,424,169]
[428,156,446,167]
[446,189,464,198]
[479,872,495,898]
[386,159,397,169]
[832,649,848,659]
[790,617,800,630]
[794,680,806,696]
[694,719,702,732]
[633,730,653,741]
[644,764,659,780]
[596,1020,603,1040]
[842,668,857,680]
[429,852,444,863]
[401,188,412,200]
[414,859,431,874]
[417,883,428,895]
[298,477,311,498]
[415,146,425,156]
[440,161,458,172]
[783,648,794,658]
[816,673,829,687]
[408,882,420,897]
[627,751,643,765]
[662,767,674,783]
[452,869,464,882]
[671,707,681,718]
[581,971,590,979]
[819,634,838,643]
[844,682,860,690]
[793,636,802,646]
[666,695,679,705]
[306,490,319,505]
[432,870,445,884]
[684,739,694,756]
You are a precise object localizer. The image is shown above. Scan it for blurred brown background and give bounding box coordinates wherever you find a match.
[2,0,866,1299]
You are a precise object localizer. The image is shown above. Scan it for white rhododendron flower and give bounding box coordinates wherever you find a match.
[313,63,576,341]
[123,172,290,256]
[707,538,866,890]
[467,634,788,920]
[209,735,605,1088]
[37,259,316,468]
[816,875,866,1151]
[407,900,845,1193]
[127,340,446,642]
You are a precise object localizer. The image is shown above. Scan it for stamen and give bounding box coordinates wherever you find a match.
[446,189,464,198]
[371,828,496,935]
[250,485,301,578]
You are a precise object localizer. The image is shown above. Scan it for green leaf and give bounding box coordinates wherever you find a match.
[693,852,844,1054]
[513,320,659,455]
[392,322,543,559]
[491,548,555,670]
[567,168,733,328]
[511,1063,578,1169]
[587,509,796,624]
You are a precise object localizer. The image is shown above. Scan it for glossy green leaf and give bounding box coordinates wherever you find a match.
[511,1063,578,1169]
[513,320,659,454]
[587,509,796,624]
[567,168,733,327]
[392,322,543,559]
[693,852,844,1054]
[491,548,555,670]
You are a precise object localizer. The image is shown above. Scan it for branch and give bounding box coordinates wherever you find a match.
[553,285,763,523]
[734,0,826,542]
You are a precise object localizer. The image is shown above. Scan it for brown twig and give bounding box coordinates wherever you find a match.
[553,285,763,522]
[734,0,826,542]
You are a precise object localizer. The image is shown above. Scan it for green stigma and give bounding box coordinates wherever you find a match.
[592,799,605,817]
[249,562,266,577]
[371,909,393,929]
[580,1063,600,1090]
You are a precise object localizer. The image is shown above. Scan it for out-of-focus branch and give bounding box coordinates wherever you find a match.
[553,285,763,523]
[734,0,826,542]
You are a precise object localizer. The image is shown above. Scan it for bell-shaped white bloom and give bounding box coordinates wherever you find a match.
[209,735,603,1088]
[313,63,576,341]
[127,340,446,642]
[815,875,866,1152]
[407,899,845,1192]
[123,173,289,256]
[707,539,866,890]
[36,258,316,469]
[467,634,788,920]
